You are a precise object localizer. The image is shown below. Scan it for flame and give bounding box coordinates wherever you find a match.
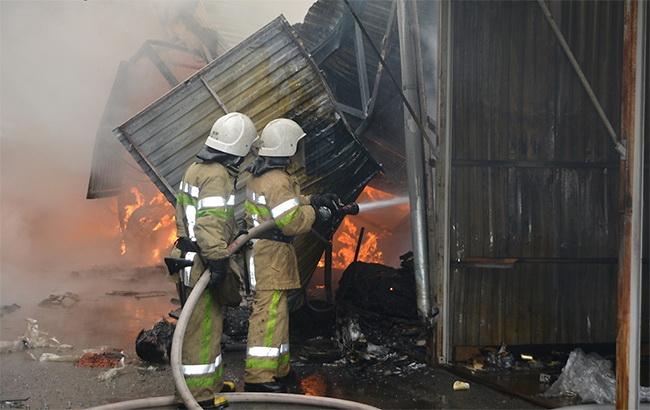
[122,187,145,229]
[362,185,394,201]
[299,373,327,396]
[116,186,176,264]
[148,192,167,206]
[153,214,174,231]
[320,185,394,270]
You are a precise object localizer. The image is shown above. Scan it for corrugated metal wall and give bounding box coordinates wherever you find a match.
[449,0,649,347]
[114,16,380,287]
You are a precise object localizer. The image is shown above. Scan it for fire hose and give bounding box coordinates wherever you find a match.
[172,203,361,409]
[171,219,278,410]
[89,203,379,410]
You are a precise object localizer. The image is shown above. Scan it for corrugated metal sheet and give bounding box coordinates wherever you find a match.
[114,16,380,283]
[87,44,208,199]
[449,0,649,347]
[296,0,406,192]
[303,0,396,111]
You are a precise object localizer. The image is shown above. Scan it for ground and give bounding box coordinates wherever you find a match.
[0,266,538,409]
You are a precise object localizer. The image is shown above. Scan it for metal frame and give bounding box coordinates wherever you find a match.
[434,0,454,365]
[536,0,626,158]
[537,0,625,157]
[616,0,646,407]
[199,76,229,114]
[354,21,370,115]
[397,0,432,324]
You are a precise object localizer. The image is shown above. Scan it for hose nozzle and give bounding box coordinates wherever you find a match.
[338,202,359,215]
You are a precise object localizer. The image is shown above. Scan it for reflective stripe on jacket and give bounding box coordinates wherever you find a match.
[174,162,237,287]
[245,169,315,290]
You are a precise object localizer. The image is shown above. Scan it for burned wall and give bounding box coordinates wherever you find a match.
[449,0,649,348]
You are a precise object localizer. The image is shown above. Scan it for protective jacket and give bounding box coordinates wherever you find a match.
[174,162,237,287]
[245,169,315,290]
[171,160,238,401]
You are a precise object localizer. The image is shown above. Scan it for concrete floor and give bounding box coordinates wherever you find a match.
[0,266,538,409]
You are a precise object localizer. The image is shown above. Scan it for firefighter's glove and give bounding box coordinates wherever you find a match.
[207,258,229,289]
[312,205,333,235]
[310,193,340,213]
[235,218,249,237]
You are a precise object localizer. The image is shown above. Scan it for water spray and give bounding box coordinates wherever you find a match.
[356,196,409,213]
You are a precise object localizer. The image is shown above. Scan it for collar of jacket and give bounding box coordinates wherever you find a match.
[247,156,291,177]
[196,145,243,175]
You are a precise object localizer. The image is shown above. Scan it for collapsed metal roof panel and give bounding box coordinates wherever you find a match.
[114,16,381,282]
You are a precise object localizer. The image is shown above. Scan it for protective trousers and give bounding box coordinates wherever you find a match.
[179,286,224,402]
[244,290,290,383]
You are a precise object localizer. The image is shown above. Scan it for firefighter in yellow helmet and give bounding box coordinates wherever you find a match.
[169,112,257,407]
[243,118,338,393]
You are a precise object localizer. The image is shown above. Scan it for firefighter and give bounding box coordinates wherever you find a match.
[170,112,257,407]
[243,118,338,393]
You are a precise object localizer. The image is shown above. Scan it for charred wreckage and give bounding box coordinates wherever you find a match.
[83,0,648,408]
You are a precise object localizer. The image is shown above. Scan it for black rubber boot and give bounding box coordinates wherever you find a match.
[221,380,236,393]
[244,381,288,393]
[177,395,228,409]
[275,369,297,384]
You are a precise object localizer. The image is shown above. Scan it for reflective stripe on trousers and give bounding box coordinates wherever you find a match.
[246,290,282,370]
[182,354,222,376]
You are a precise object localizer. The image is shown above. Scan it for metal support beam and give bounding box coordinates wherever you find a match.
[354,22,370,116]
[434,0,453,365]
[336,102,365,119]
[145,43,179,88]
[397,0,432,325]
[536,0,626,157]
[616,1,646,408]
[199,76,229,114]
[355,2,396,135]
[343,0,436,154]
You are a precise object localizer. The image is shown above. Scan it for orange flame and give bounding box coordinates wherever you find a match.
[317,185,396,270]
[117,186,176,264]
[122,187,145,228]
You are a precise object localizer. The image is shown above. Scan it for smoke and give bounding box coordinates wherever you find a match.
[0,1,313,287]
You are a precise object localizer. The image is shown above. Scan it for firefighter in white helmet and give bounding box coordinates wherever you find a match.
[169,112,257,407]
[243,118,338,393]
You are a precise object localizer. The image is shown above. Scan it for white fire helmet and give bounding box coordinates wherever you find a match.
[257,118,306,157]
[205,112,258,157]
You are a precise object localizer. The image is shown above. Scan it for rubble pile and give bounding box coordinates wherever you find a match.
[335,255,426,363]
[135,319,174,364]
[38,292,80,308]
[76,350,125,368]
[223,304,251,344]
[0,303,21,317]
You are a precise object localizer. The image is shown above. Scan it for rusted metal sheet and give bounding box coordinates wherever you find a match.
[616,0,646,407]
[114,16,380,286]
[448,0,650,347]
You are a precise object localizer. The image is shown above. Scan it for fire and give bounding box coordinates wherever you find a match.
[331,218,384,268]
[317,185,402,270]
[362,185,395,201]
[122,187,145,229]
[116,186,176,264]
[152,214,174,231]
